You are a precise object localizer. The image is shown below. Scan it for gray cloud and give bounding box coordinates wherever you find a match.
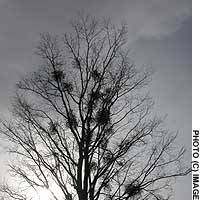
[0,1,191,199]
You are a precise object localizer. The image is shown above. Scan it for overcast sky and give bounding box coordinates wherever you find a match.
[0,0,191,199]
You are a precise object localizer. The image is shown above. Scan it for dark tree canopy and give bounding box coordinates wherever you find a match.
[0,14,190,200]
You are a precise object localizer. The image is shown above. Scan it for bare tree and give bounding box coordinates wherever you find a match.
[0,14,190,200]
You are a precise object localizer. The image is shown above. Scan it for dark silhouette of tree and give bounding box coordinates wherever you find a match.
[0,14,190,200]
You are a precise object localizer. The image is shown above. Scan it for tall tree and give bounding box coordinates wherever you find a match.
[0,14,190,200]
